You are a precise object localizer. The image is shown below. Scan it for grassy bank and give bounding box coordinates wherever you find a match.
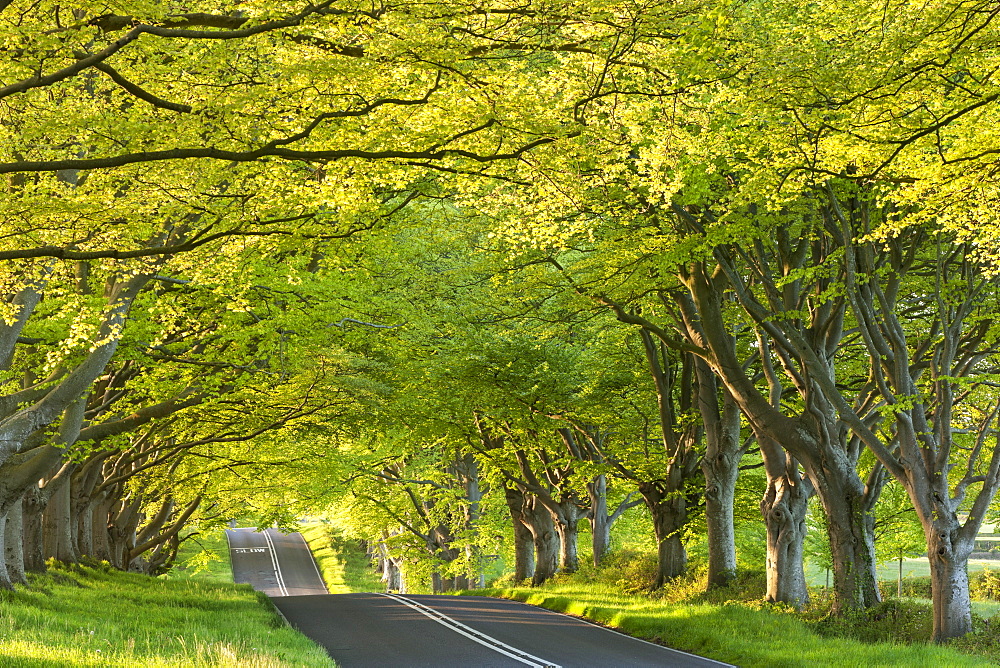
[0,532,334,667]
[468,582,994,667]
[299,522,382,594]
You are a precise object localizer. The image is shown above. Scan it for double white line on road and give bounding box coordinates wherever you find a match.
[261,530,289,597]
[379,593,559,668]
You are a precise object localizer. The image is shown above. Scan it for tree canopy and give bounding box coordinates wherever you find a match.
[3,0,1000,646]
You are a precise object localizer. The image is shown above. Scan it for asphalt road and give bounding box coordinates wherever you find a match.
[226,527,328,596]
[227,527,733,667]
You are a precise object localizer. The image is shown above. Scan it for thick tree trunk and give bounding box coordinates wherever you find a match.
[703,449,739,588]
[91,497,114,563]
[928,542,973,642]
[504,485,536,583]
[4,498,25,585]
[761,468,810,608]
[378,541,406,594]
[639,482,688,587]
[813,472,880,612]
[0,512,11,589]
[513,518,535,582]
[588,475,611,567]
[382,557,404,593]
[521,496,559,585]
[77,502,94,557]
[555,513,579,574]
[109,498,142,570]
[21,489,45,571]
[696,363,744,589]
[43,479,76,563]
[915,499,977,642]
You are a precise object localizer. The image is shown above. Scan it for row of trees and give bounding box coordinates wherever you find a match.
[324,202,999,644]
[2,0,1000,646]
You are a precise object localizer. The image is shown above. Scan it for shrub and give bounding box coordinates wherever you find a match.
[811,599,934,644]
[892,575,933,599]
[971,568,1000,601]
[593,549,661,593]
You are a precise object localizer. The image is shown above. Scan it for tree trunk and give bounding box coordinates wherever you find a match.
[77,502,94,557]
[377,537,405,593]
[91,496,114,563]
[504,485,536,582]
[928,535,973,642]
[813,471,880,612]
[513,518,535,583]
[43,478,76,563]
[703,448,739,588]
[555,512,579,574]
[761,467,811,608]
[4,498,25,585]
[696,361,744,589]
[108,497,142,570]
[521,495,559,585]
[21,489,45,571]
[382,557,404,593]
[588,475,611,567]
[0,512,11,589]
[639,482,688,587]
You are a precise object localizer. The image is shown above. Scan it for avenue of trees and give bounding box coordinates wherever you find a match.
[3,0,1000,645]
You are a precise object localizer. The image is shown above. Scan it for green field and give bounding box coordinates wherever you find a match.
[806,558,1000,587]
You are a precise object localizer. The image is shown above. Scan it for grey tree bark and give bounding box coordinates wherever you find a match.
[694,358,746,589]
[503,484,535,582]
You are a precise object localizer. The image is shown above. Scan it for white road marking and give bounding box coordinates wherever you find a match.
[296,532,329,593]
[379,593,559,668]
[262,529,289,596]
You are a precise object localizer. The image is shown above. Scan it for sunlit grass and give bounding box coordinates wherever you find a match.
[466,579,996,667]
[0,536,334,667]
[299,522,382,594]
[162,529,234,585]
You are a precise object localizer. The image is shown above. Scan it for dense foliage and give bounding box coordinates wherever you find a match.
[3,0,1000,647]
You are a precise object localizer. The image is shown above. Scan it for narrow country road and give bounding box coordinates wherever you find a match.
[226,528,734,668]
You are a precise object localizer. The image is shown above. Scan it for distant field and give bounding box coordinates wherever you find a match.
[805,557,1000,587]
[806,558,1000,618]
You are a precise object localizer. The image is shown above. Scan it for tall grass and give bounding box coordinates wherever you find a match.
[0,534,333,667]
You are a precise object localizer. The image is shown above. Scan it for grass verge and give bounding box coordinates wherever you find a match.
[299,522,382,594]
[467,582,994,667]
[0,538,334,667]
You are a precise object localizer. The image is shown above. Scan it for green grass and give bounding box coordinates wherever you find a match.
[299,522,382,594]
[162,530,236,585]
[0,534,334,667]
[466,581,995,668]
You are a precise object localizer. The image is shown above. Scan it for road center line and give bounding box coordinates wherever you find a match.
[262,530,289,596]
[379,593,559,668]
